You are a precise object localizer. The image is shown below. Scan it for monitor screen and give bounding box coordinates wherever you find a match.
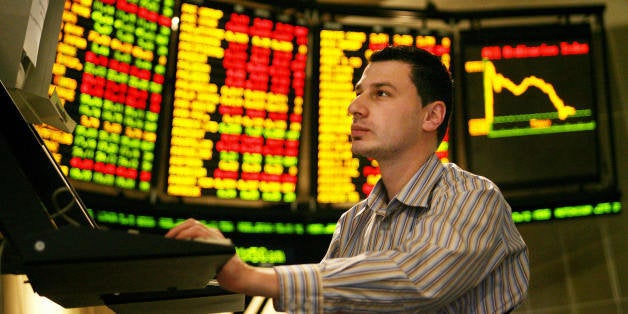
[0,81,97,233]
[41,0,175,193]
[460,23,599,190]
[164,1,309,204]
[315,24,453,206]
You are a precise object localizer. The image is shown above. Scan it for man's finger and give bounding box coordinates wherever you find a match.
[165,218,200,238]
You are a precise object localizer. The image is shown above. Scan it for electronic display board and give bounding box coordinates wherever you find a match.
[460,24,599,190]
[43,0,175,192]
[315,24,452,205]
[165,1,309,203]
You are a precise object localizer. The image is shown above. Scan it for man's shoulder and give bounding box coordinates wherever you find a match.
[439,162,500,191]
[339,198,370,219]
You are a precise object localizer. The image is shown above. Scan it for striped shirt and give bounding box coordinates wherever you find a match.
[274,153,529,313]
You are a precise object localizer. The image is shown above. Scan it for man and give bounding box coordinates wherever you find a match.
[166,46,529,313]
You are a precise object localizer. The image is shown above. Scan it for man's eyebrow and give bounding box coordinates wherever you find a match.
[354,81,397,92]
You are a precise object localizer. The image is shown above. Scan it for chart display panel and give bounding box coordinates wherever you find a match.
[166,1,309,203]
[43,0,175,192]
[316,25,452,205]
[461,24,599,188]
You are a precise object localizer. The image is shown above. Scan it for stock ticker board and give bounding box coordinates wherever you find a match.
[43,0,309,202]
[315,25,452,205]
[166,2,308,202]
[39,1,616,223]
[44,0,174,192]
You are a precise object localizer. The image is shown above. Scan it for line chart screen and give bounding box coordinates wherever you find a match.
[461,24,599,189]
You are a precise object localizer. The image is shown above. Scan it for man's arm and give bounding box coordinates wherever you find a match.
[217,254,279,299]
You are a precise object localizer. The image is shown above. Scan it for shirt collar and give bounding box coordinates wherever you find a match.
[365,153,444,214]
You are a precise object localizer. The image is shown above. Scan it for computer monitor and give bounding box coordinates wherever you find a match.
[0,80,241,311]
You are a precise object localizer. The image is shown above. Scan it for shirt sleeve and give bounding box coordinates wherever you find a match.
[274,184,524,313]
[273,264,323,313]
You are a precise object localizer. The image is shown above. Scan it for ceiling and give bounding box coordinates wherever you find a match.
[310,0,614,30]
[313,0,628,28]
[317,0,601,10]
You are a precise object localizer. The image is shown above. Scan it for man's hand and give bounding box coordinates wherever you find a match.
[164,218,225,240]
[164,218,280,298]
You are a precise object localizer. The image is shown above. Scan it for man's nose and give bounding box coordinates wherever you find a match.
[348,94,366,118]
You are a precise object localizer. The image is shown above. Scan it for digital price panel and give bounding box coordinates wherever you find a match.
[43,0,174,192]
[461,24,599,189]
[166,1,308,203]
[316,25,452,205]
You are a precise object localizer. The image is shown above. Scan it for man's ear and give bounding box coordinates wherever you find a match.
[422,101,446,132]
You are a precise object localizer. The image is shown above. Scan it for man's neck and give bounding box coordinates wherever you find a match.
[378,150,433,202]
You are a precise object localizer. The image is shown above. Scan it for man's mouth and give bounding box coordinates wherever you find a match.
[351,125,370,138]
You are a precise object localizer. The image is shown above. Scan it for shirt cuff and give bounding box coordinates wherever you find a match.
[273,264,322,313]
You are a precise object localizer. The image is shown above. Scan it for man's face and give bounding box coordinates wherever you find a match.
[348,60,428,162]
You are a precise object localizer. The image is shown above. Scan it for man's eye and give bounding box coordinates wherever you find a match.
[376,90,389,97]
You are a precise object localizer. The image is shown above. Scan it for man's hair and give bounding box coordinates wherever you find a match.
[369,46,453,144]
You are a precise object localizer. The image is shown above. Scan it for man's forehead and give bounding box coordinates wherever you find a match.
[355,61,411,88]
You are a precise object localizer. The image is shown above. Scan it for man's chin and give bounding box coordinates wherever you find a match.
[351,144,373,158]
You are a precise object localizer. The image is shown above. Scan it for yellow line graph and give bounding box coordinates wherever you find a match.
[465,59,576,136]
